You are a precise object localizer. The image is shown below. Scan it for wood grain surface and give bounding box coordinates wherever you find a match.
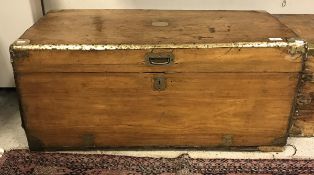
[13,47,302,73]
[20,10,297,45]
[17,72,297,149]
[275,14,314,136]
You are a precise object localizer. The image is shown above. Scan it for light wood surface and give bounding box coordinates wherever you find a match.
[275,14,314,136]
[17,72,297,149]
[20,10,297,45]
[14,48,302,73]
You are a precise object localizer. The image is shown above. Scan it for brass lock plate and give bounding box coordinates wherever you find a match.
[153,77,167,91]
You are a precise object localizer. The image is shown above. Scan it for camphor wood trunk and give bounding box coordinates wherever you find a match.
[11,10,306,151]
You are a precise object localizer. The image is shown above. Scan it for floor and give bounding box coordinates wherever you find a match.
[0,89,313,159]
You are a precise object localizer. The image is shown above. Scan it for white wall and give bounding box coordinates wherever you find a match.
[0,0,42,87]
[44,0,314,14]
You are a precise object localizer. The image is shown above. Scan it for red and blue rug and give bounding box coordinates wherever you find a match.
[0,150,313,174]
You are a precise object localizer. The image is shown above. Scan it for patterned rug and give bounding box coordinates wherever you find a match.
[0,150,313,175]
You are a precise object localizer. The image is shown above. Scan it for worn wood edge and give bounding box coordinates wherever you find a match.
[11,62,37,151]
[26,130,269,152]
[27,141,263,152]
[288,72,304,137]
[289,42,314,136]
[273,14,314,136]
[26,139,285,152]
[29,146,260,152]
[289,50,313,136]
[12,61,48,150]
[11,64,25,129]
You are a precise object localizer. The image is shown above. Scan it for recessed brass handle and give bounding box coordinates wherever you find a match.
[145,52,174,66]
[149,57,170,65]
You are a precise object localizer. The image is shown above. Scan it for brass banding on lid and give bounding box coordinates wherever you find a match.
[11,40,306,51]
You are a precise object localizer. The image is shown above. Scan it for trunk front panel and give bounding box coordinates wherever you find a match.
[17,72,297,149]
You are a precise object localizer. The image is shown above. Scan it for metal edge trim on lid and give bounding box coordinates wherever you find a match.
[10,39,306,51]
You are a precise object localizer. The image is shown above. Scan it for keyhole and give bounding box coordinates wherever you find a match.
[153,77,166,91]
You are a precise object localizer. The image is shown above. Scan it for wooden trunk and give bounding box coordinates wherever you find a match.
[11,10,306,151]
[275,14,314,137]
